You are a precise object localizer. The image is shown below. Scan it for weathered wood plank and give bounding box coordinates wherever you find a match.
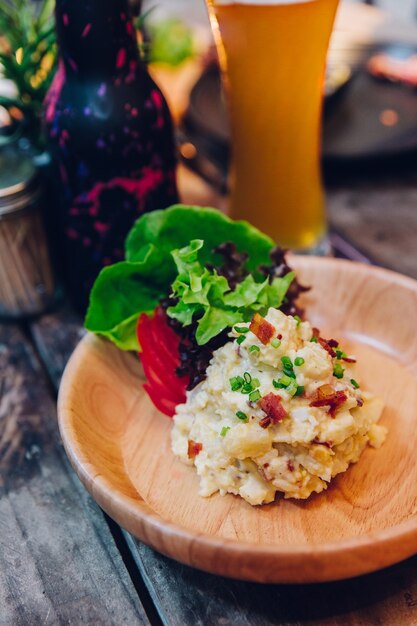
[327,173,417,280]
[125,533,417,626]
[0,323,149,626]
[31,301,86,388]
[32,301,417,626]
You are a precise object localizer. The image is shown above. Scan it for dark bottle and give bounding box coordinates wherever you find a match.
[45,0,178,311]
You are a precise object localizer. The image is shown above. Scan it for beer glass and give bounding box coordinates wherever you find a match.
[205,0,340,253]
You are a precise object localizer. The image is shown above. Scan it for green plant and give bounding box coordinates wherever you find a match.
[0,0,57,150]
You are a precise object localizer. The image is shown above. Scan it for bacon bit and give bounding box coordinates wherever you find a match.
[187,440,203,459]
[277,334,283,340]
[249,313,275,345]
[263,463,269,468]
[342,356,357,364]
[309,385,347,417]
[259,416,272,429]
[259,392,288,423]
[310,384,335,405]
[357,398,364,407]
[318,337,337,358]
[287,459,295,472]
[328,392,348,417]
[312,438,333,448]
[312,327,340,358]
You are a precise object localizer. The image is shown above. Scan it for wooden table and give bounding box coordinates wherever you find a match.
[3,5,417,624]
[2,161,417,625]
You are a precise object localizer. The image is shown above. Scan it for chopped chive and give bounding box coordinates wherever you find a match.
[295,385,305,397]
[273,379,284,389]
[283,368,296,380]
[249,390,261,402]
[230,376,243,391]
[234,326,249,334]
[243,372,252,384]
[310,336,318,343]
[294,315,302,326]
[249,345,260,353]
[333,363,345,379]
[220,426,230,437]
[286,382,298,396]
[335,349,347,360]
[271,338,281,348]
[236,411,248,421]
[241,384,252,394]
[278,374,293,388]
[350,378,360,389]
[236,335,246,345]
[281,356,293,369]
[251,378,260,389]
[294,357,305,366]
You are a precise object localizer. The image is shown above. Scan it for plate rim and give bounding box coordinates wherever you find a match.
[58,256,417,583]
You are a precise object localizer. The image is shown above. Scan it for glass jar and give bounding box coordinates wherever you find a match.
[0,149,56,318]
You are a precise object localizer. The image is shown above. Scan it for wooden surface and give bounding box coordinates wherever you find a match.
[0,323,149,626]
[2,2,417,620]
[26,248,417,625]
[58,258,417,584]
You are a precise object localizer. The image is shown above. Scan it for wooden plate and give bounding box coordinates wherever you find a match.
[58,257,417,584]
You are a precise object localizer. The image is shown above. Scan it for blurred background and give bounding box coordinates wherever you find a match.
[1,0,417,318]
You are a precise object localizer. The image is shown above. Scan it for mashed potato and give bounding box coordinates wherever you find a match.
[171,308,386,506]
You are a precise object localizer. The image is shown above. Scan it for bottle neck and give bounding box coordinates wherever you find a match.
[55,0,141,78]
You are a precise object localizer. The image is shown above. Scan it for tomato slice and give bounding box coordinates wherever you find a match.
[140,351,184,404]
[143,383,178,417]
[137,309,189,417]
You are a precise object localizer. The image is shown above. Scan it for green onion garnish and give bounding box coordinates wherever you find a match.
[294,315,302,326]
[295,385,305,396]
[230,376,243,391]
[333,363,345,379]
[279,374,293,388]
[271,338,281,348]
[287,382,298,396]
[310,336,318,343]
[232,372,260,395]
[294,357,305,366]
[236,335,246,345]
[249,390,261,403]
[220,426,230,437]
[234,326,249,334]
[236,411,248,421]
[281,356,296,380]
[335,349,347,360]
[249,345,260,353]
[350,378,360,389]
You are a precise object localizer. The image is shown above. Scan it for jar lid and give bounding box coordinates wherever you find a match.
[0,148,40,216]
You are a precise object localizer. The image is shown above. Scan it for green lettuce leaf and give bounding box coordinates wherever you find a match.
[125,205,274,273]
[166,240,295,345]
[85,205,276,350]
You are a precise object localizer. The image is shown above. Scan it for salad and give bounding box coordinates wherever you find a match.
[85,205,306,415]
[86,205,386,505]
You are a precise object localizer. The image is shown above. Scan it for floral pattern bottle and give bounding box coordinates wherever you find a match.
[45,0,178,310]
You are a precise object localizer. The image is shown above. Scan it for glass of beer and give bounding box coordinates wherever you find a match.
[205,0,340,253]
